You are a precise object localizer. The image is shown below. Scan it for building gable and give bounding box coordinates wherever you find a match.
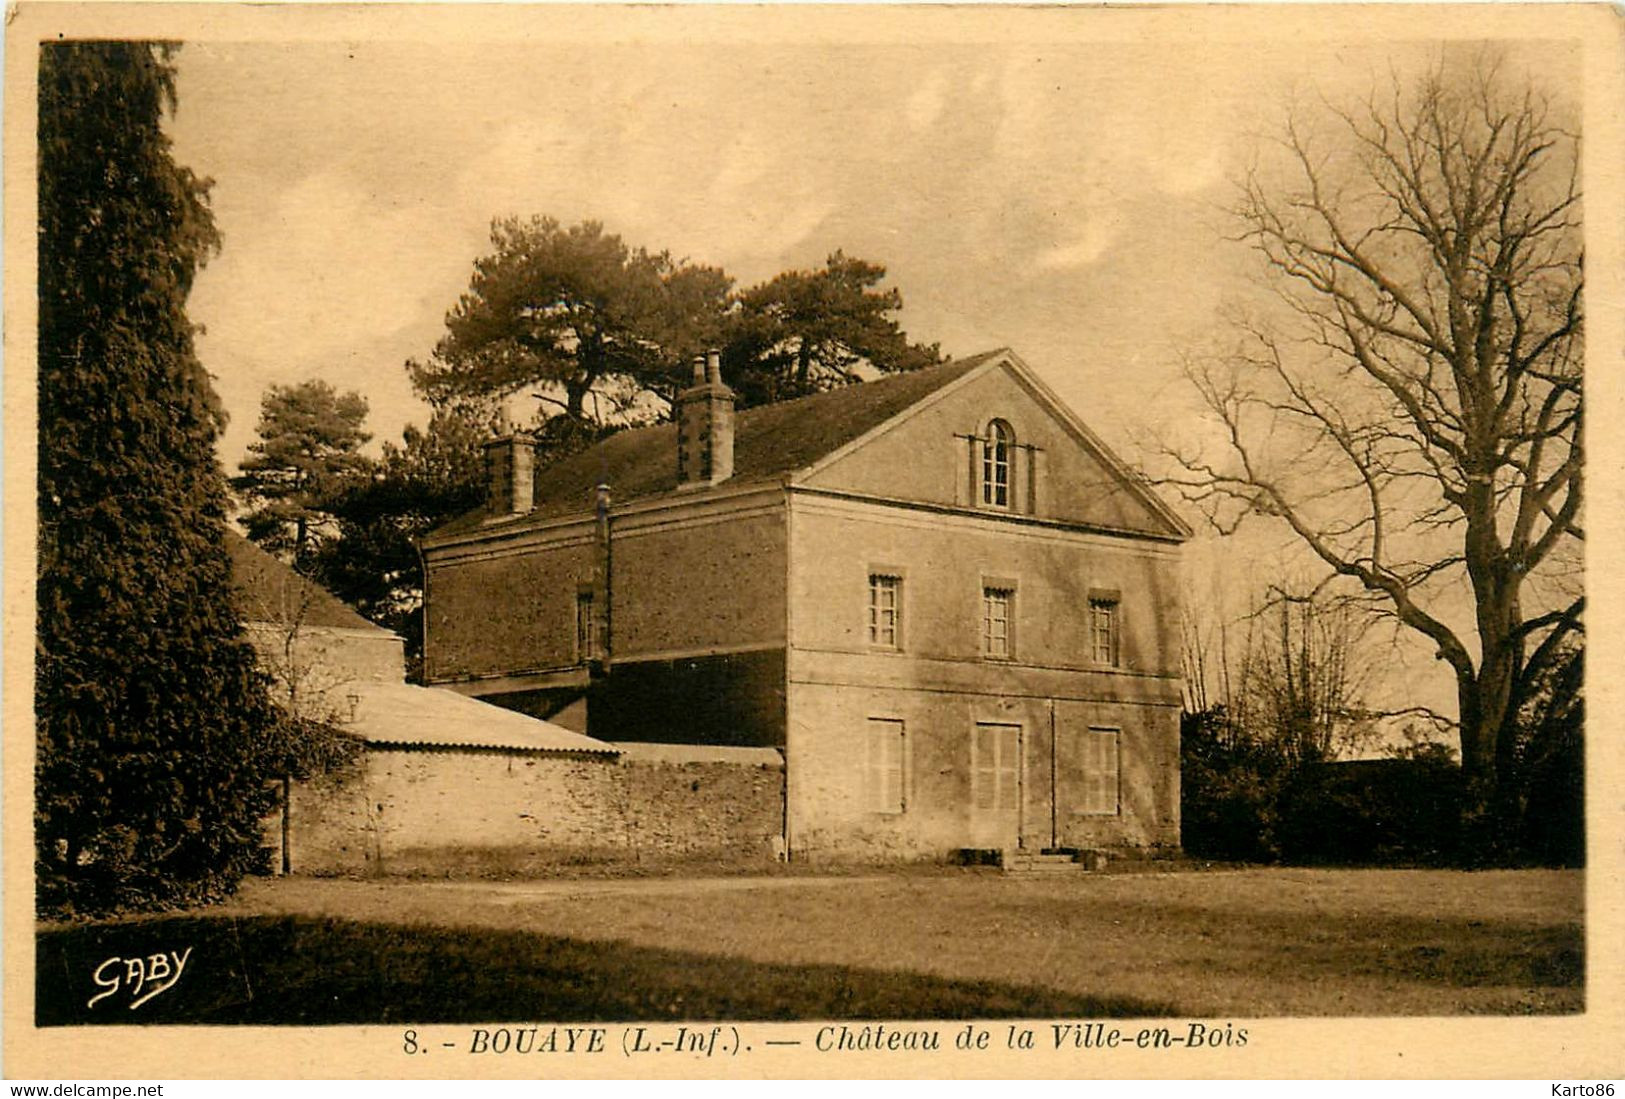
[798,352,1188,539]
[227,531,395,634]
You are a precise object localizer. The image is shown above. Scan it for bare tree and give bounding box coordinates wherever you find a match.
[1162,51,1581,844]
[1233,585,1381,765]
[1184,576,1382,759]
[1179,593,1217,716]
[240,570,362,873]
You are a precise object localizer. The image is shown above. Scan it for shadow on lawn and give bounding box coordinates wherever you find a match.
[1067,895,1583,1012]
[38,915,1177,1026]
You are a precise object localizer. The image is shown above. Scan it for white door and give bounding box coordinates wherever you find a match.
[972,722,1022,848]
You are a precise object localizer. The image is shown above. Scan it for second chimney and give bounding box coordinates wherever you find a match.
[484,430,537,518]
[676,348,734,488]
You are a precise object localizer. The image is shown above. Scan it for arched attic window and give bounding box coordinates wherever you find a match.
[982,420,1014,509]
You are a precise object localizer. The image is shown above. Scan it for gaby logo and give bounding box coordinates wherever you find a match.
[87,948,193,1010]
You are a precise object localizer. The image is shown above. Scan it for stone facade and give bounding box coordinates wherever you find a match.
[422,350,1189,862]
[782,481,1183,856]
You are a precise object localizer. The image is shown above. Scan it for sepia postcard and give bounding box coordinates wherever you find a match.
[4,1,1622,1082]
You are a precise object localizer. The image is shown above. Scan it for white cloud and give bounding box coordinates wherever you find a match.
[193,168,470,465]
[169,35,1480,488]
[1032,218,1120,270]
[905,69,950,131]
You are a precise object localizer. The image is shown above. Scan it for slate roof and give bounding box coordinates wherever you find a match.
[226,531,390,633]
[346,682,620,755]
[431,350,1005,538]
[228,531,617,754]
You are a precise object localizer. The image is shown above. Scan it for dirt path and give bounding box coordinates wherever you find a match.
[224,872,898,920]
[367,874,891,903]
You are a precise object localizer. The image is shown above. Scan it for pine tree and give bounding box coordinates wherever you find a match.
[312,406,489,676]
[233,379,372,569]
[37,41,283,914]
[729,251,942,405]
[409,217,733,421]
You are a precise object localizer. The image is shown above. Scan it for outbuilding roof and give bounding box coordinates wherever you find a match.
[227,531,391,634]
[344,682,620,755]
[430,350,1004,537]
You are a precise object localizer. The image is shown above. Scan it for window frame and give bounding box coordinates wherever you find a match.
[1077,725,1122,817]
[863,717,907,815]
[866,569,905,651]
[972,720,1023,815]
[1088,594,1120,667]
[575,586,597,664]
[981,579,1018,661]
[981,419,1015,509]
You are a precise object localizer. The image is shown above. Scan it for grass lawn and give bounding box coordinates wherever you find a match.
[38,867,1582,1024]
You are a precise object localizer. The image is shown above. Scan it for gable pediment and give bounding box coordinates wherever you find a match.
[797,352,1188,540]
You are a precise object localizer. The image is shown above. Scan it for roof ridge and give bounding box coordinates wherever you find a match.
[425,349,1013,539]
[731,350,1005,421]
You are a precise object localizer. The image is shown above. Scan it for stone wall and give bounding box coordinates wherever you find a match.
[279,744,784,876]
[243,623,405,693]
[781,490,1182,861]
[424,492,788,687]
[424,524,598,682]
[787,496,1183,679]
[610,504,787,658]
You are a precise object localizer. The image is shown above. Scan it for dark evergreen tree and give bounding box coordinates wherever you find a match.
[408,217,733,422]
[312,406,490,678]
[728,251,942,405]
[232,379,372,570]
[37,41,283,914]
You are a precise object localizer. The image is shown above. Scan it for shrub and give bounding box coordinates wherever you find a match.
[1508,644,1584,867]
[1275,757,1464,866]
[1180,708,1291,862]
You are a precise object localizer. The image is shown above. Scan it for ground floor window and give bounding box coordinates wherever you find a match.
[1078,726,1120,815]
[865,718,906,814]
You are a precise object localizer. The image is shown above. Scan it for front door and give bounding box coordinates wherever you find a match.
[972,722,1023,849]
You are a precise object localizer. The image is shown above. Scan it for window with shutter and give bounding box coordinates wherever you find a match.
[973,722,1021,813]
[575,590,596,662]
[864,718,905,814]
[982,420,1014,508]
[1078,727,1120,815]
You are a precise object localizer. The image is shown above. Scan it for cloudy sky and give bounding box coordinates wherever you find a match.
[166,17,1483,471]
[150,9,1584,721]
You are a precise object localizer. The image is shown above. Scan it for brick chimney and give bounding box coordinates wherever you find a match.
[483,429,537,517]
[676,348,735,487]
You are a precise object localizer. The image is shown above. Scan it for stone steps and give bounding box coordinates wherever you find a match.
[955,847,1112,874]
[998,848,1109,877]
